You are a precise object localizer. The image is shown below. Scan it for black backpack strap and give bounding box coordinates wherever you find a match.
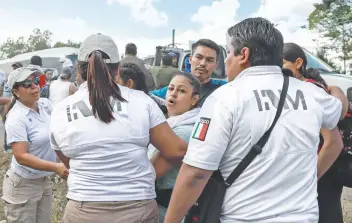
[224,75,289,188]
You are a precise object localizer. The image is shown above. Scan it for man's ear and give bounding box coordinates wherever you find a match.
[126,79,135,89]
[189,55,193,63]
[295,58,304,70]
[239,47,250,66]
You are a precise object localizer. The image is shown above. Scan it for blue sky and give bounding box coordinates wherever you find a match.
[0,0,318,57]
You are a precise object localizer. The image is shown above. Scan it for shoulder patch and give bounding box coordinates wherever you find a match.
[192,117,211,141]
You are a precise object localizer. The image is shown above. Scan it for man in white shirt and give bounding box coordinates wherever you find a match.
[49,66,77,107]
[165,17,344,223]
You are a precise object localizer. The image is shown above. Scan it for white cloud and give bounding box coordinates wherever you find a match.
[0,0,238,59]
[107,0,168,27]
[253,0,321,52]
[1,0,332,63]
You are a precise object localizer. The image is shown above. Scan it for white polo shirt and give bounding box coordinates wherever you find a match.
[184,66,342,223]
[50,81,166,202]
[5,98,56,179]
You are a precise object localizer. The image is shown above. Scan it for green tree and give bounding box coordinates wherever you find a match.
[53,40,81,48]
[316,47,339,70]
[308,0,352,72]
[0,36,28,58]
[26,28,53,52]
[0,28,53,59]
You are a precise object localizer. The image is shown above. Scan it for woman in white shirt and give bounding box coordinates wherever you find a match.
[2,67,68,223]
[50,33,187,223]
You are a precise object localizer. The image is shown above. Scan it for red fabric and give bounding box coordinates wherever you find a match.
[39,75,46,89]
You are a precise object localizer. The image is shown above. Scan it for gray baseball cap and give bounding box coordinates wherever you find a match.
[7,67,41,90]
[78,33,120,63]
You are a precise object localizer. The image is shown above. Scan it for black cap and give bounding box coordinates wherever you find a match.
[11,62,23,69]
[30,55,42,67]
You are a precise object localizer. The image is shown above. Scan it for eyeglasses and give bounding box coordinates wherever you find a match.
[18,77,40,88]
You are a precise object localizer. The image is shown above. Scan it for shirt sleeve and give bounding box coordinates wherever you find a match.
[148,96,166,129]
[183,95,233,171]
[5,118,28,145]
[49,103,65,151]
[314,87,342,130]
[149,86,167,99]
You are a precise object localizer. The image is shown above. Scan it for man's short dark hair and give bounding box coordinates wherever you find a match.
[161,54,173,66]
[192,39,221,61]
[125,43,137,56]
[11,62,23,69]
[30,55,42,67]
[227,17,284,67]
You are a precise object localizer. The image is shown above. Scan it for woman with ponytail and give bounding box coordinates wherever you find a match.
[283,42,347,223]
[50,33,187,223]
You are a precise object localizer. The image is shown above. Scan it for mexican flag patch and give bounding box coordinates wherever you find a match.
[192,117,211,141]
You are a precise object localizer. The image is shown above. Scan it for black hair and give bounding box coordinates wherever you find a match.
[283,42,308,76]
[125,43,137,56]
[192,39,221,61]
[227,17,284,67]
[118,62,148,94]
[283,42,326,85]
[12,62,23,69]
[3,82,21,123]
[306,68,328,88]
[161,54,173,66]
[172,72,201,108]
[78,51,126,124]
[30,55,42,67]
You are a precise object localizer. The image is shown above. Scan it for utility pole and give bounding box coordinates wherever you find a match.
[172,29,175,48]
[342,25,347,73]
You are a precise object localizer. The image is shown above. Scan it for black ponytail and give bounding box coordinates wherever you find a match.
[118,63,148,94]
[83,51,126,123]
[3,96,17,123]
[305,68,328,88]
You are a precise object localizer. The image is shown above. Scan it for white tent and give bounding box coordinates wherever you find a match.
[0,47,78,75]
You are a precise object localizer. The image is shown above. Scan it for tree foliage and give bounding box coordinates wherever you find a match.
[0,28,81,59]
[53,40,81,48]
[308,0,352,71]
[316,47,339,70]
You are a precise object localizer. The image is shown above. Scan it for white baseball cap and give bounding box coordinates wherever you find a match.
[78,33,120,63]
[7,67,41,90]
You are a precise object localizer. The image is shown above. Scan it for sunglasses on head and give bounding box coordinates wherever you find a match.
[17,77,40,88]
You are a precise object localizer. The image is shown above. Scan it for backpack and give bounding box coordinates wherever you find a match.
[306,79,352,187]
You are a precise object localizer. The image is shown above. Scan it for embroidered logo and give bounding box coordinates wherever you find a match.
[192,117,211,141]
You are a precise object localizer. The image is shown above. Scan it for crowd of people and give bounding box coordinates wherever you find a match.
[0,17,350,223]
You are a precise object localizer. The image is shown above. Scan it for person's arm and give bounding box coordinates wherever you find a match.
[165,96,233,223]
[12,142,68,179]
[69,83,78,95]
[0,97,11,105]
[150,123,187,163]
[55,151,70,169]
[328,86,348,120]
[317,127,343,179]
[49,102,71,170]
[6,119,68,179]
[149,86,167,99]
